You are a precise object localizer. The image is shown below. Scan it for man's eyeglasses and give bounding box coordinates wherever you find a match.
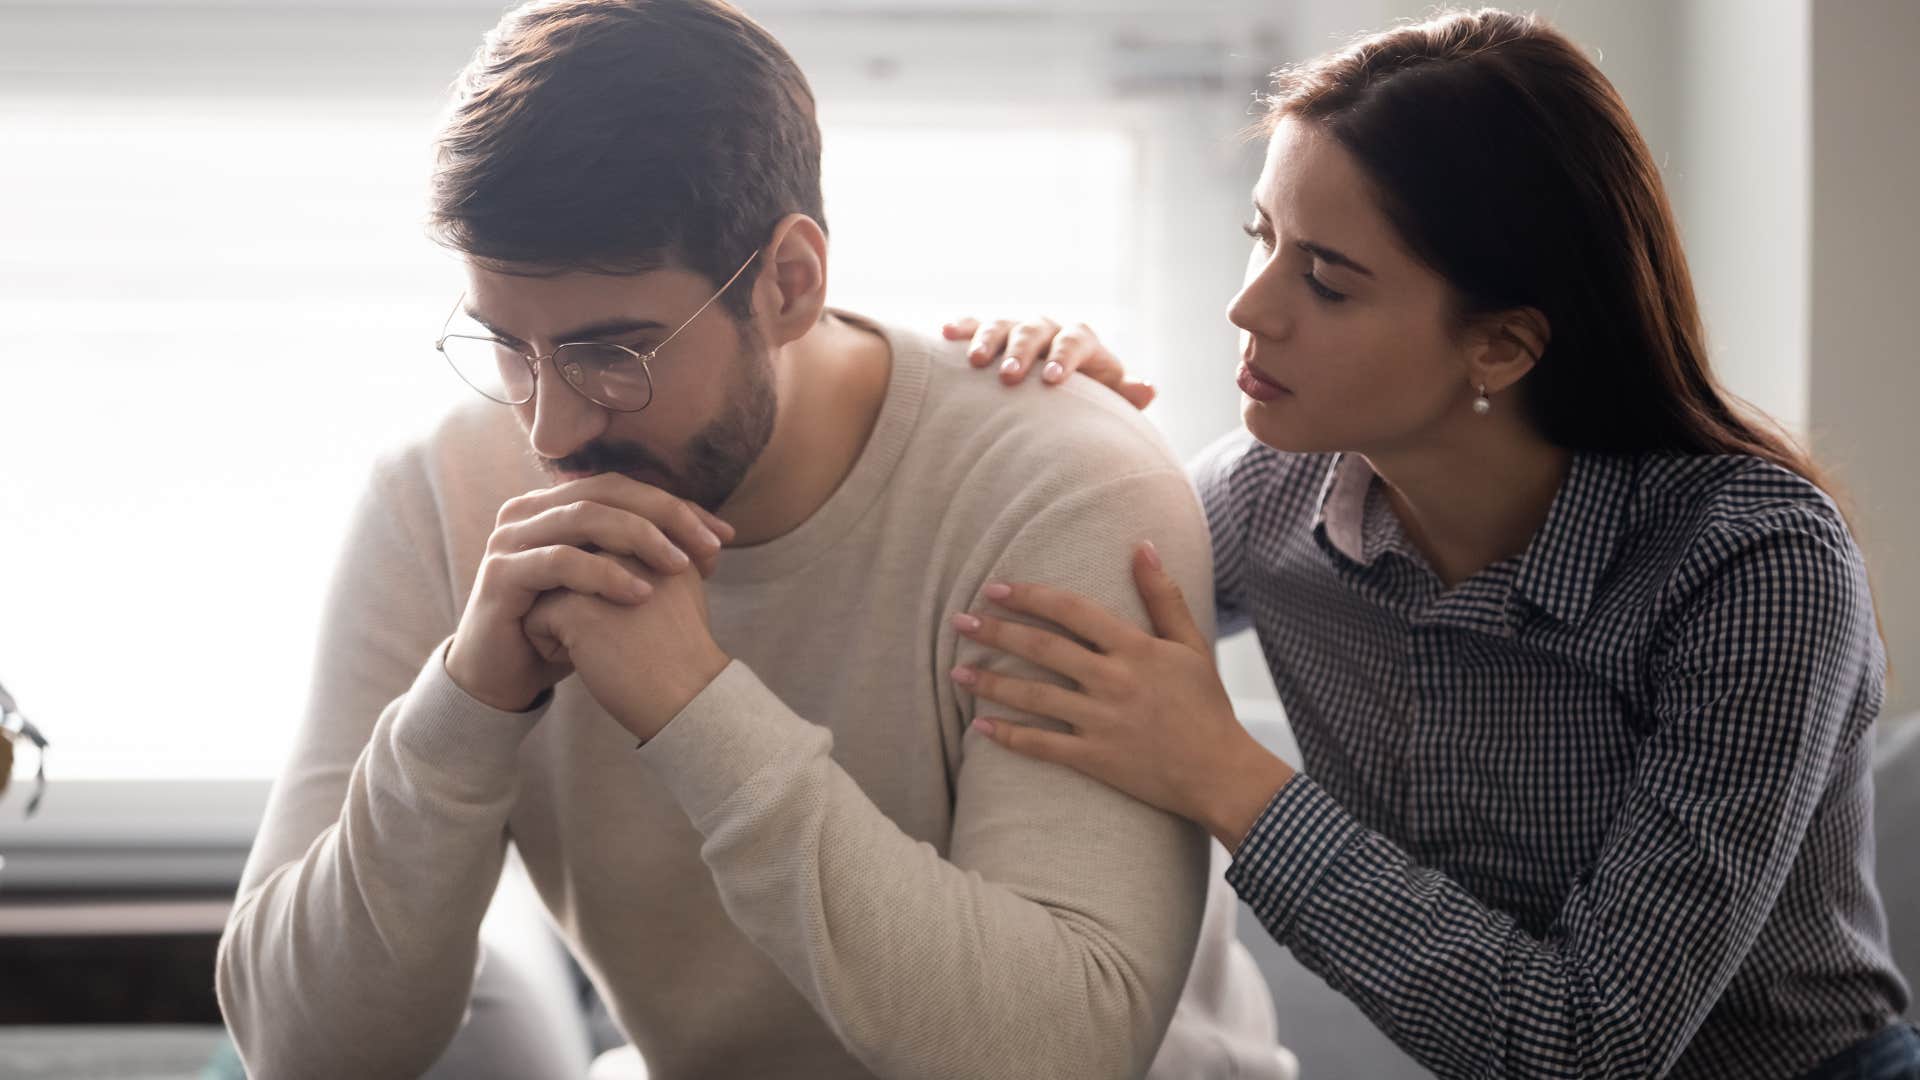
[0,680,49,819]
[434,250,760,412]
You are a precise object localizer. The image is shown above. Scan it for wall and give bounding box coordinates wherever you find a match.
[1809,0,1920,719]
[1674,0,1812,432]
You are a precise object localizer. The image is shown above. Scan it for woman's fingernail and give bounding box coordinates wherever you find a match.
[983,582,1012,601]
[972,717,997,736]
[1043,361,1065,383]
[1140,540,1163,571]
[951,613,981,633]
[667,546,691,569]
[950,665,977,686]
[1000,357,1022,376]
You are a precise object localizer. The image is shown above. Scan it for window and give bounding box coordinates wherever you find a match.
[0,93,1166,782]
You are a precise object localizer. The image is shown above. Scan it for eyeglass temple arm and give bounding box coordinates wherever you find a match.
[436,293,466,346]
[651,249,760,356]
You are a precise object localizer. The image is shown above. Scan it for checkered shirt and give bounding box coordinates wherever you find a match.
[1196,432,1909,1079]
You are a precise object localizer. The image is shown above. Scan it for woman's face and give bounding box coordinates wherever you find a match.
[1228,116,1480,456]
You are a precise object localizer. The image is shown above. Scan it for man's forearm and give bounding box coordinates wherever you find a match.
[216,648,537,1077]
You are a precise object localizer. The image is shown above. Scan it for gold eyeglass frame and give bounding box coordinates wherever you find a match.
[434,249,760,413]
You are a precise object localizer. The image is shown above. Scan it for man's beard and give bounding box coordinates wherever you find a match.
[536,330,778,512]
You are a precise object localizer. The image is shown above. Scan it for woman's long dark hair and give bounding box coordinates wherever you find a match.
[1264,8,1825,486]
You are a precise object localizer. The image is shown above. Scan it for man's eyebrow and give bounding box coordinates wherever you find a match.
[461,309,669,346]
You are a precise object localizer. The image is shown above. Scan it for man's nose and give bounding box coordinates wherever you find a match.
[525,355,610,462]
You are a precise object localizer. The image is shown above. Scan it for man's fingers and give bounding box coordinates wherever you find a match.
[499,477,725,561]
[561,476,724,555]
[490,545,652,608]
[686,503,732,575]
[688,503,735,544]
[498,501,694,575]
[521,603,571,665]
[693,549,721,579]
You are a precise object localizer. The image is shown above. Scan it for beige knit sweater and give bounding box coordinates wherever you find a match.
[216,316,1283,1079]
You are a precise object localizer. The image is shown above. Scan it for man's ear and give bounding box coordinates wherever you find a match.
[1468,305,1551,395]
[754,213,829,347]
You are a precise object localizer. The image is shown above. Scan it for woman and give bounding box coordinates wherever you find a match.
[941,9,1916,1078]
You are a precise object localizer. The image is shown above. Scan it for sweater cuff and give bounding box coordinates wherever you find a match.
[389,638,547,794]
[1223,775,1363,941]
[633,660,814,824]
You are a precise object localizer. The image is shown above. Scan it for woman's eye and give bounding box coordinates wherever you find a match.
[1241,222,1274,251]
[1302,273,1347,303]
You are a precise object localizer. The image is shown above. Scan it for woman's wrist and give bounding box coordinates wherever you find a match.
[1203,739,1297,853]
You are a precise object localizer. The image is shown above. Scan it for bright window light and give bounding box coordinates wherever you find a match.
[0,96,1143,780]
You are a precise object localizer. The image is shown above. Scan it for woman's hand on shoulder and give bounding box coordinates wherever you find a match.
[942,316,1156,411]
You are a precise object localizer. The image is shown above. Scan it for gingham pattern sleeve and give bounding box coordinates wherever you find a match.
[1215,448,1903,1079]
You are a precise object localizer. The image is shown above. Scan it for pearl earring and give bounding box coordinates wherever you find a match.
[1472,383,1492,416]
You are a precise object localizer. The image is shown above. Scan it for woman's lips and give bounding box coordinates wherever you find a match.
[1236,361,1291,402]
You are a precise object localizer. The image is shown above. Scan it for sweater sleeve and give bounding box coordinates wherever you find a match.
[215,457,543,1079]
[633,466,1214,1080]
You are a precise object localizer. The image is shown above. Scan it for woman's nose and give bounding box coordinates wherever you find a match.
[1226,268,1292,344]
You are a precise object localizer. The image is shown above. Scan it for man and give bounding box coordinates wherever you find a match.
[215,1,1283,1076]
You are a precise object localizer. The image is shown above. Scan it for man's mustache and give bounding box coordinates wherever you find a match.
[541,440,677,482]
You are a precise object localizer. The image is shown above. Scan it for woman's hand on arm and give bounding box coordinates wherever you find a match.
[951,540,1294,849]
[942,316,1158,410]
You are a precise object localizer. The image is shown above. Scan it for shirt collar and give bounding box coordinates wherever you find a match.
[1311,453,1428,570]
[1313,450,1635,626]
[1510,452,1635,626]
[1312,453,1375,565]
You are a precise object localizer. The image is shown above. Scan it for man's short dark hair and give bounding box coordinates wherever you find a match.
[429,0,825,317]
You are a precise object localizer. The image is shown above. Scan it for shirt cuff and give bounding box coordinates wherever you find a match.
[633,659,817,825]
[1223,775,1364,942]
[388,637,547,796]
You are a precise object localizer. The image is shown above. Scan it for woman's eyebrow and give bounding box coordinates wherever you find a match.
[1295,240,1375,278]
[1248,196,1377,278]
